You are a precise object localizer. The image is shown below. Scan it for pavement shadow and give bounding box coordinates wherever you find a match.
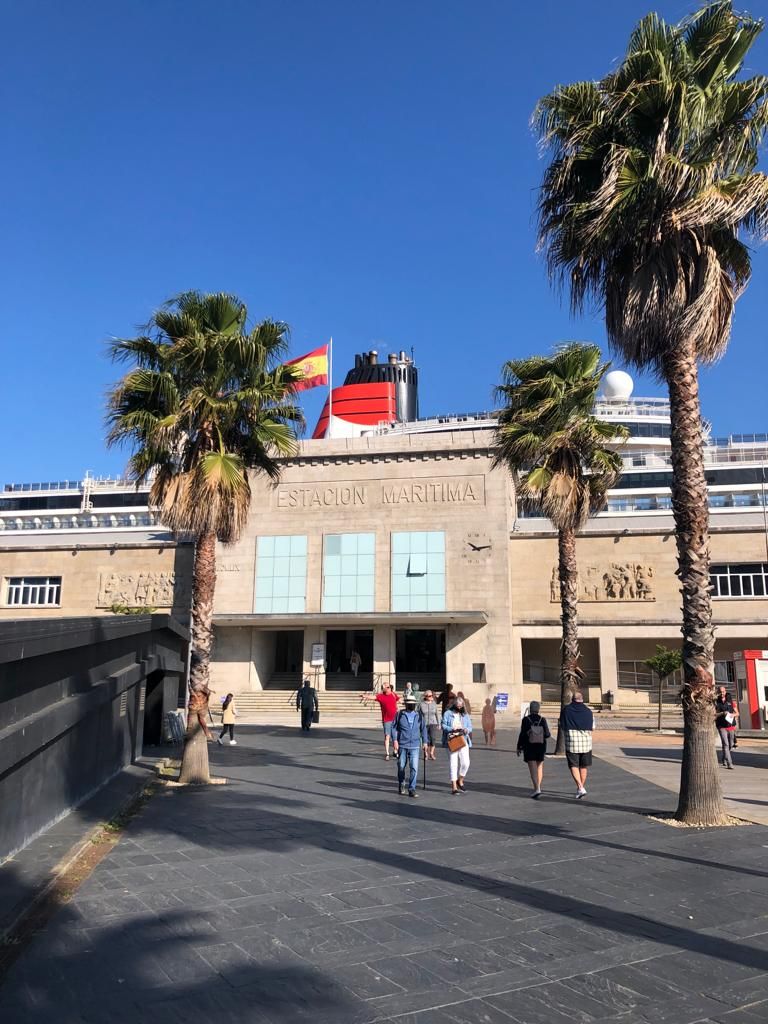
[0,901,370,1023]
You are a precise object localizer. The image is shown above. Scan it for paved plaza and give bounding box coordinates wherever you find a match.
[1,726,768,1024]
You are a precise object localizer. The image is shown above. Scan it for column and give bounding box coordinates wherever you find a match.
[598,634,618,705]
[373,626,394,690]
[511,632,524,716]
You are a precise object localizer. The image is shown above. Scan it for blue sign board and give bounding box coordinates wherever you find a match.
[495,693,509,711]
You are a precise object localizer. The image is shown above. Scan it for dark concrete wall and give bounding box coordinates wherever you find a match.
[0,615,188,861]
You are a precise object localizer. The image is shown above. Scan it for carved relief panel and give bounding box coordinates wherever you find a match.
[550,563,655,602]
[97,571,177,608]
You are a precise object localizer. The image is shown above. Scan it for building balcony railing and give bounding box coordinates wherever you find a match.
[0,512,161,532]
[620,445,768,470]
[3,475,137,493]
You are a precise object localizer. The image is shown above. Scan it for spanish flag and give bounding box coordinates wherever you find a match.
[285,345,329,392]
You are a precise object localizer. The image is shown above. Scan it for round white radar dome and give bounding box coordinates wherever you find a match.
[602,370,634,400]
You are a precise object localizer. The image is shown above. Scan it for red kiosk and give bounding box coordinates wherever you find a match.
[732,650,768,730]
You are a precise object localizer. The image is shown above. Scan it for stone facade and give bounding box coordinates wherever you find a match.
[210,426,516,709]
[0,539,193,622]
[4,426,768,713]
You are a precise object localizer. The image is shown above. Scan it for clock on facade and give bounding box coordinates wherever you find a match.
[462,531,493,564]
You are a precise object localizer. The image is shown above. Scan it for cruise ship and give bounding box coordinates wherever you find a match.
[3,366,766,535]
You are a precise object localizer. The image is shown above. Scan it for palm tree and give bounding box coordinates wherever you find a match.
[492,343,626,751]
[107,291,303,783]
[533,2,768,824]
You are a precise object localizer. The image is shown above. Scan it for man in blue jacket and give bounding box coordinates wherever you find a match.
[393,693,428,797]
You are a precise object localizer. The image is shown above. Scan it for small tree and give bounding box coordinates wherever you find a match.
[645,645,683,732]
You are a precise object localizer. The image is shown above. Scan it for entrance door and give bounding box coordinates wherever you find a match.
[325,629,373,689]
[395,629,446,690]
[269,631,303,688]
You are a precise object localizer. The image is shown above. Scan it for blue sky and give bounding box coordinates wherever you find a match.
[3,1,767,483]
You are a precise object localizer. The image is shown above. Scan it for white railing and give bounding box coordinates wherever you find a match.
[594,397,671,418]
[620,445,768,470]
[0,512,161,532]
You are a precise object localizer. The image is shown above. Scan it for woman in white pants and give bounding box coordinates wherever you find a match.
[442,697,472,795]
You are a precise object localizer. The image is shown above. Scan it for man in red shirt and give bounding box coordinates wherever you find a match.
[362,682,400,759]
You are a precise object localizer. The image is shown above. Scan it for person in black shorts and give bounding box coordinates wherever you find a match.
[516,700,551,798]
[559,692,594,799]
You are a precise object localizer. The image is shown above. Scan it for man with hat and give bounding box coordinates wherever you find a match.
[393,692,428,797]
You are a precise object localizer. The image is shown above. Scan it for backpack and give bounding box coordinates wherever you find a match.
[527,716,545,744]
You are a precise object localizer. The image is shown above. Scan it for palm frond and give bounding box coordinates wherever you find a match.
[106,291,301,543]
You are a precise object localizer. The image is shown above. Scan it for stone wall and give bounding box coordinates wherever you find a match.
[0,615,188,861]
[0,541,194,622]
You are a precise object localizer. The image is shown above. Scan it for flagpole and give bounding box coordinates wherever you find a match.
[327,337,333,439]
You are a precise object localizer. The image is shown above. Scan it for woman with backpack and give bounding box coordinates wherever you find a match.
[217,693,238,746]
[517,700,551,798]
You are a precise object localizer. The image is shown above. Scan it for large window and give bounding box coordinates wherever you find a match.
[391,531,445,612]
[322,533,375,612]
[6,576,61,606]
[255,536,307,613]
[711,563,768,598]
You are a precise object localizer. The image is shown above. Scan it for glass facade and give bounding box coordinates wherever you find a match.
[322,533,375,612]
[391,531,445,611]
[255,535,307,613]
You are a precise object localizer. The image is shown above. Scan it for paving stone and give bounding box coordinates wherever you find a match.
[4,729,768,1024]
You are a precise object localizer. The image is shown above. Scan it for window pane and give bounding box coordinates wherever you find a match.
[324,534,341,555]
[258,536,275,557]
[273,536,291,557]
[408,553,427,575]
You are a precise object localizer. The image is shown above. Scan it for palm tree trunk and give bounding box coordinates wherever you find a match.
[663,340,727,825]
[555,525,580,755]
[179,529,217,785]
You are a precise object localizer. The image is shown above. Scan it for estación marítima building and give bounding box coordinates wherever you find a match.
[2,350,768,725]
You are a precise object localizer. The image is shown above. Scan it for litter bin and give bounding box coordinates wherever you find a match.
[603,690,614,706]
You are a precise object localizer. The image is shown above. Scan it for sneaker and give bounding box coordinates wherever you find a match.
[576,787,587,799]
[408,790,418,799]
[398,784,405,795]
[217,737,223,745]
[531,789,541,799]
[229,740,237,746]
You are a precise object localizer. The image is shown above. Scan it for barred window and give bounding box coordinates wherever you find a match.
[710,563,768,598]
[6,576,62,606]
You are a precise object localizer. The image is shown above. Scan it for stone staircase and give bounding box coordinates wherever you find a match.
[219,690,381,718]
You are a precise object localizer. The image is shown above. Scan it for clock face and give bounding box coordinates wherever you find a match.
[462,531,492,563]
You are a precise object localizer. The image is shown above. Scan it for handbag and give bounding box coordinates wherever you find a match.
[447,733,466,752]
[312,709,320,724]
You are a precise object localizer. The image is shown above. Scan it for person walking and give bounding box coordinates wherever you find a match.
[350,650,362,679]
[393,693,428,797]
[516,700,551,798]
[481,698,497,747]
[296,677,318,732]
[403,680,421,703]
[217,693,238,746]
[419,690,441,760]
[362,682,400,759]
[443,695,472,795]
[438,684,455,716]
[559,692,594,798]
[456,691,472,715]
[715,685,738,768]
